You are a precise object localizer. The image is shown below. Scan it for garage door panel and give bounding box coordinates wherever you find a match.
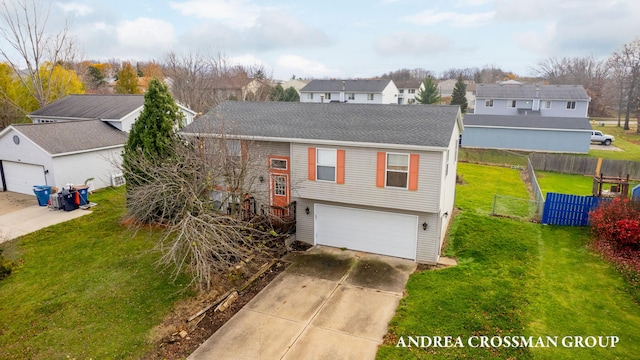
[2,161,45,195]
[315,204,417,260]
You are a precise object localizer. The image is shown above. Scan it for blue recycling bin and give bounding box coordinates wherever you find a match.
[76,186,89,205]
[33,185,52,206]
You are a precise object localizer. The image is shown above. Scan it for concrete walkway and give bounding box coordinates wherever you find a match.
[0,205,91,243]
[189,246,417,360]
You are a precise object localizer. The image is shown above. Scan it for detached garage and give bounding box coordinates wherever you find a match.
[0,121,127,195]
[314,204,418,260]
[461,114,592,153]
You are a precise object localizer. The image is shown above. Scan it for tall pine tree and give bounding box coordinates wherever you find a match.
[123,78,183,186]
[415,76,441,104]
[450,74,468,113]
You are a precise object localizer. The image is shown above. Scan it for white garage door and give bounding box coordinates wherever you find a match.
[2,161,46,195]
[314,204,418,260]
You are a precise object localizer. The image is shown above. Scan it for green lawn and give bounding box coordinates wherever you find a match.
[0,187,191,359]
[377,163,640,359]
[589,123,640,161]
[536,171,594,196]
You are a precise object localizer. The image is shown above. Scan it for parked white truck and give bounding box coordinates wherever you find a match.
[591,131,615,146]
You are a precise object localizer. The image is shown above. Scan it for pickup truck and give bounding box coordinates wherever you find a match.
[591,131,615,145]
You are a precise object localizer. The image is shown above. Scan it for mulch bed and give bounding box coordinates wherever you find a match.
[144,241,312,359]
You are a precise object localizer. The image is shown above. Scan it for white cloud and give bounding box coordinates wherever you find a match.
[168,0,263,28]
[513,23,557,54]
[55,2,94,16]
[275,55,340,79]
[375,33,451,56]
[246,11,331,50]
[116,18,176,51]
[403,10,495,27]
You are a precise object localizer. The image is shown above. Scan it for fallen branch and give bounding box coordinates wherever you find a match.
[238,259,277,293]
[187,289,235,322]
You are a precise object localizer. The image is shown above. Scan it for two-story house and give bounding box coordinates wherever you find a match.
[462,84,592,153]
[299,79,399,104]
[394,80,423,105]
[182,102,463,264]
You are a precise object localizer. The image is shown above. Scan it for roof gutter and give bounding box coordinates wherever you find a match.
[51,144,124,157]
[463,125,592,132]
[181,133,449,152]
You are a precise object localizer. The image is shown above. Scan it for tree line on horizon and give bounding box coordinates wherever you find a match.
[1,0,640,132]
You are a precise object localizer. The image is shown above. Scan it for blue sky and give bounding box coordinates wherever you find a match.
[23,0,640,79]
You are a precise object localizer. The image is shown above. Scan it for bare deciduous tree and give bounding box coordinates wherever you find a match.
[122,123,288,290]
[0,0,78,112]
[533,55,609,117]
[608,39,640,131]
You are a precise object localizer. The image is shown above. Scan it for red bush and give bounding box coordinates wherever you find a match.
[589,198,640,248]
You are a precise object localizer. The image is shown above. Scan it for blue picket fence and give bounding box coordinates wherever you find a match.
[541,192,605,226]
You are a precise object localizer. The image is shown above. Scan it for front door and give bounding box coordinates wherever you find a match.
[268,157,290,215]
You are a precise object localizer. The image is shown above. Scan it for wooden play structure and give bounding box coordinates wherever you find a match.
[592,173,630,198]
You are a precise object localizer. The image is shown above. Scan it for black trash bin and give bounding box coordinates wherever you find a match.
[61,189,79,211]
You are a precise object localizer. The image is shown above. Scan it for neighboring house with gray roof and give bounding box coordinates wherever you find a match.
[0,121,127,195]
[28,94,197,132]
[299,79,399,104]
[474,84,590,118]
[463,84,593,153]
[394,79,423,105]
[0,94,196,196]
[181,101,464,264]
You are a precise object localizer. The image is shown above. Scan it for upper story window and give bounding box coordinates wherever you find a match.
[386,153,409,188]
[566,101,576,109]
[348,93,355,100]
[316,148,336,182]
[408,89,416,94]
[541,100,551,109]
[485,99,494,107]
[308,93,313,100]
[324,93,331,100]
[399,89,404,94]
[508,100,516,108]
[367,93,374,101]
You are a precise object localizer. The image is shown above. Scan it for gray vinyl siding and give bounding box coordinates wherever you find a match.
[293,198,440,263]
[541,100,589,118]
[248,141,291,207]
[476,98,589,118]
[291,143,444,213]
[461,127,591,153]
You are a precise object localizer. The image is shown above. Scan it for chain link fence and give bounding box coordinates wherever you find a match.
[492,194,543,222]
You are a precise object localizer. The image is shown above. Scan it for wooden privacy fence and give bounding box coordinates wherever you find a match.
[541,192,606,226]
[530,153,640,180]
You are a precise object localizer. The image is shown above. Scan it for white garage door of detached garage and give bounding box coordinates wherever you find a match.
[314,204,418,260]
[2,161,46,195]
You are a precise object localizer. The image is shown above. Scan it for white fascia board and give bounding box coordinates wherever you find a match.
[181,132,448,152]
[2,126,52,156]
[464,125,592,132]
[51,144,124,157]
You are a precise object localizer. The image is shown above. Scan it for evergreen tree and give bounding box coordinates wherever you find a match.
[283,86,300,102]
[115,62,141,94]
[269,84,285,101]
[415,76,441,104]
[450,74,468,113]
[123,78,183,186]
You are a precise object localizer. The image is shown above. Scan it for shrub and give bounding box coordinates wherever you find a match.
[589,198,640,248]
[0,249,11,281]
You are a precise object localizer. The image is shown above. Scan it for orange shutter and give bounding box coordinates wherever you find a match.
[308,147,316,181]
[336,150,345,184]
[376,152,386,188]
[408,154,420,190]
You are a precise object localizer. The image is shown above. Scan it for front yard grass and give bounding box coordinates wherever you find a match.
[0,187,191,359]
[377,163,640,359]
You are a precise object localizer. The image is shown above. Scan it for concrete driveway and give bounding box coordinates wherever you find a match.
[0,197,91,243]
[189,246,416,360]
